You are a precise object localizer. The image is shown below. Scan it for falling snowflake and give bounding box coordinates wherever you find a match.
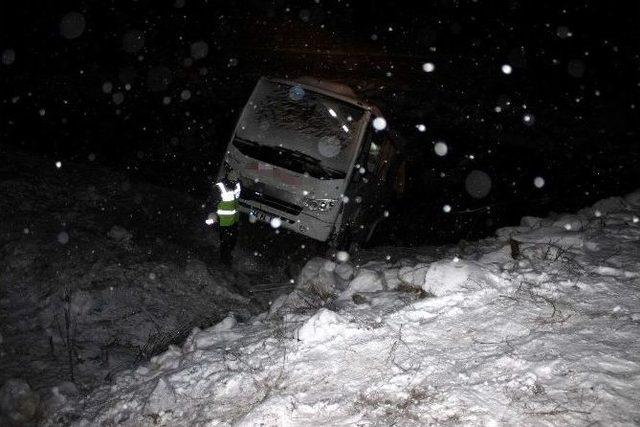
[443,204,452,213]
[112,92,125,105]
[336,251,350,262]
[102,81,113,94]
[434,141,448,156]
[422,62,435,73]
[57,231,69,244]
[55,161,62,169]
[190,41,209,60]
[501,64,512,75]
[416,124,426,132]
[59,12,86,40]
[372,117,387,131]
[1,49,16,65]
[270,217,282,229]
[465,170,492,199]
[534,177,545,188]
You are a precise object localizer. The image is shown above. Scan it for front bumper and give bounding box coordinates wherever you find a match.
[238,199,334,242]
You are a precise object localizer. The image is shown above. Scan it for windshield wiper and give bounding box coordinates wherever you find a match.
[233,137,344,179]
[272,146,345,179]
[233,137,260,148]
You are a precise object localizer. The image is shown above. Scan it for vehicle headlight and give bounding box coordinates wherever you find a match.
[303,198,338,212]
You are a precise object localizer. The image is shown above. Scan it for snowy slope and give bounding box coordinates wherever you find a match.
[0,150,259,396]
[44,190,640,426]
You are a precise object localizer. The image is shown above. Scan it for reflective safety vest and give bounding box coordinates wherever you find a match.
[216,181,241,227]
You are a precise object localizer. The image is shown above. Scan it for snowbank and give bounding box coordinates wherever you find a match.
[42,189,640,426]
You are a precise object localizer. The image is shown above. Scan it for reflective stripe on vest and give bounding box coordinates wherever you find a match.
[216,209,237,215]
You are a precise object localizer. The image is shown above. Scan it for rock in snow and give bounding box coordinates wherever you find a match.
[0,379,39,425]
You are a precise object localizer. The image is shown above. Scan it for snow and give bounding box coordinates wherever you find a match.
[373,117,387,131]
[534,176,545,188]
[501,64,513,75]
[59,12,86,40]
[465,170,492,199]
[270,217,282,228]
[56,230,69,244]
[38,189,640,426]
[2,49,16,66]
[190,41,209,60]
[336,250,350,262]
[101,81,113,94]
[0,151,259,399]
[422,62,435,72]
[523,113,534,125]
[434,141,448,156]
[295,308,349,343]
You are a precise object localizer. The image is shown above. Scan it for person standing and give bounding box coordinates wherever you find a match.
[206,170,241,267]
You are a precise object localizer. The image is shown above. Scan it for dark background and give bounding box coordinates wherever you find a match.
[1,0,639,245]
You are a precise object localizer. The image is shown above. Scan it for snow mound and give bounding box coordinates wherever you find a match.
[625,189,640,207]
[512,226,586,248]
[338,268,383,300]
[269,257,354,314]
[42,189,640,426]
[296,257,345,295]
[397,259,498,296]
[182,315,239,352]
[295,308,349,344]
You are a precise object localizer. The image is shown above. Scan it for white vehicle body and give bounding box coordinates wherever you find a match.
[218,77,403,243]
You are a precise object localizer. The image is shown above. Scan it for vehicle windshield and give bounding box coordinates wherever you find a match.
[234,79,367,179]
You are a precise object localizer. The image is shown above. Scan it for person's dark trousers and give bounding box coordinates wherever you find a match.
[219,223,238,267]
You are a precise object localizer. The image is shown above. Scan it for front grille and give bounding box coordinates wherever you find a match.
[241,191,303,216]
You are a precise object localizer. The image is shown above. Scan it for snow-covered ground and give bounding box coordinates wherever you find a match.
[0,150,265,401]
[31,189,640,426]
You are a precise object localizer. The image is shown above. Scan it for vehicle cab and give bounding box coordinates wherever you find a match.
[218,76,405,246]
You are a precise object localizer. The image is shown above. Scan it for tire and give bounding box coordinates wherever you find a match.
[335,226,353,252]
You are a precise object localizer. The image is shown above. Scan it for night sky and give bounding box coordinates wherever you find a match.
[1,0,639,244]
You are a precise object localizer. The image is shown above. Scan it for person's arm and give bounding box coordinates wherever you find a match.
[204,183,219,225]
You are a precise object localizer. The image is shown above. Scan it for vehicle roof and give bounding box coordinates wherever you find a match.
[265,76,382,116]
